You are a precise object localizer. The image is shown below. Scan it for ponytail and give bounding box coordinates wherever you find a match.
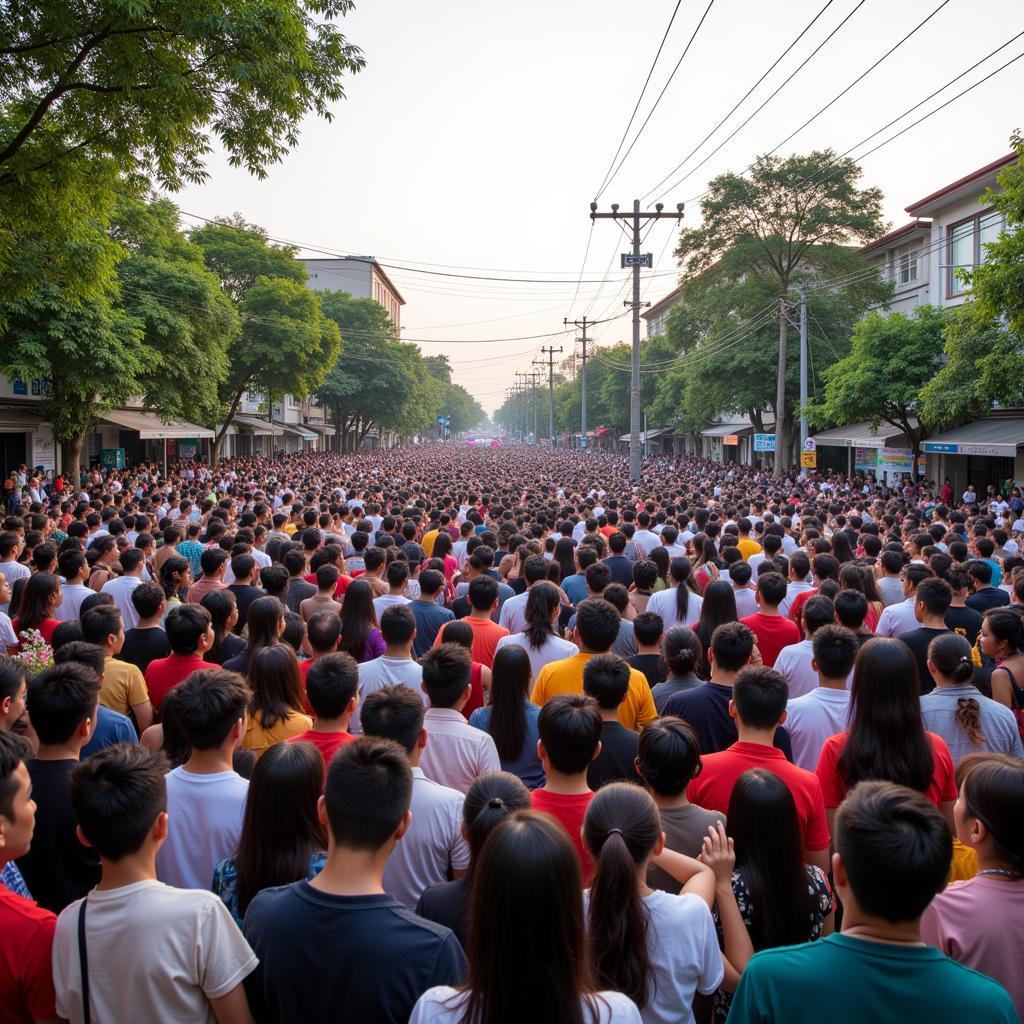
[955,698,987,746]
[671,558,692,624]
[927,632,975,685]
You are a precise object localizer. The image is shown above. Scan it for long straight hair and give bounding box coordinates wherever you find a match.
[201,588,236,662]
[17,572,60,631]
[727,768,819,950]
[671,557,694,624]
[554,538,577,584]
[234,740,327,915]
[458,811,599,1024]
[693,580,738,679]
[248,643,305,729]
[838,638,934,792]
[523,582,560,649]
[487,645,531,761]
[338,578,376,661]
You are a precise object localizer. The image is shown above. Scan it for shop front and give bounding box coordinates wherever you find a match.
[923,417,1024,496]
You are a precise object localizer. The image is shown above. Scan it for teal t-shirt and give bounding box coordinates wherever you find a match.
[727,933,1018,1024]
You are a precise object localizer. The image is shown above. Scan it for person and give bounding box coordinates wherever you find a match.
[222,595,285,675]
[468,644,545,789]
[337,578,386,664]
[201,589,246,666]
[785,624,858,772]
[691,580,738,679]
[419,643,501,793]
[186,546,229,605]
[286,652,359,778]
[435,576,509,668]
[982,607,1024,716]
[921,753,1024,1018]
[155,668,250,891]
[815,638,957,834]
[299,564,343,622]
[663,622,792,758]
[119,581,171,674]
[144,603,214,714]
[373,560,412,622]
[773,595,836,700]
[414,771,530,948]
[740,572,801,668]
[498,554,551,633]
[53,743,257,1023]
[9,571,62,646]
[0,653,28,733]
[80,603,154,731]
[727,780,1017,1024]
[943,562,984,646]
[360,684,471,911]
[16,663,102,912]
[601,532,635,589]
[532,598,657,732]
[437,619,488,719]
[897,576,954,694]
[242,643,314,757]
[226,553,264,634]
[409,810,641,1024]
[0,729,59,1024]
[920,633,1023,762]
[411,569,455,656]
[650,626,703,712]
[494,581,578,683]
[583,654,641,789]
[530,693,603,882]
[646,557,704,631]
[966,559,1010,613]
[100,547,145,629]
[627,611,665,688]
[874,562,931,637]
[244,737,468,1022]
[213,740,327,927]
[55,548,92,622]
[582,783,724,1024]
[353,603,424,734]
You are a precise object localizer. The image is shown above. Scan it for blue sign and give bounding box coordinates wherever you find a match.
[437,416,449,426]
[12,377,26,396]
[924,442,957,454]
[753,433,776,452]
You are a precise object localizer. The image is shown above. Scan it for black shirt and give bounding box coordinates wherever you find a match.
[628,653,666,689]
[602,555,635,589]
[206,633,247,666]
[16,759,100,913]
[228,583,265,633]
[120,626,171,674]
[243,882,467,1024]
[284,578,317,614]
[945,604,984,646]
[897,627,951,694]
[967,587,1010,613]
[415,878,470,949]
[588,721,641,790]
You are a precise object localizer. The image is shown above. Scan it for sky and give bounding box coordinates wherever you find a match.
[176,0,1024,414]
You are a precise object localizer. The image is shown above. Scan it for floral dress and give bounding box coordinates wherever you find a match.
[711,866,833,1023]
[212,852,327,928]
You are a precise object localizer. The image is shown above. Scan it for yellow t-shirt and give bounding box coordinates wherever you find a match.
[242,708,313,759]
[101,656,150,716]
[948,838,979,882]
[737,537,763,562]
[531,652,657,731]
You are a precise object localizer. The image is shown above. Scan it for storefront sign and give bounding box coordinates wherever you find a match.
[854,447,878,472]
[177,438,200,460]
[101,448,125,470]
[800,451,817,468]
[31,429,55,475]
[722,435,739,446]
[924,442,958,454]
[958,444,1009,457]
[753,433,776,452]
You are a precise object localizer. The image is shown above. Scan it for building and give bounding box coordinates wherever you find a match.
[300,256,405,331]
[641,283,684,339]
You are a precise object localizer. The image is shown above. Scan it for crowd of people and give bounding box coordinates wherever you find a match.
[0,443,1022,1024]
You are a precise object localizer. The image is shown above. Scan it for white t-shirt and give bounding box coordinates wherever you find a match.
[731,585,759,619]
[875,597,918,637]
[497,590,530,634]
[646,586,704,631]
[156,767,248,890]
[773,639,819,700]
[53,880,257,1024]
[420,708,501,794]
[373,593,411,621]
[101,574,143,630]
[786,687,852,772]
[495,632,579,690]
[352,656,424,734]
[410,987,641,1024]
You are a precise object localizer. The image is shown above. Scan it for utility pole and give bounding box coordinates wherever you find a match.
[564,316,592,448]
[537,346,563,447]
[799,284,808,450]
[591,199,684,481]
[775,295,789,478]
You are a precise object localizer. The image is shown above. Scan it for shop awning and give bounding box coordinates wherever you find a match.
[102,409,214,439]
[273,421,317,442]
[809,421,915,449]
[700,421,774,440]
[305,422,336,437]
[232,415,284,436]
[923,417,1024,457]
[617,427,671,443]
[0,406,44,432]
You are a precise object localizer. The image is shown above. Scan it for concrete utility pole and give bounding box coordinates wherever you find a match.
[799,284,808,451]
[775,295,789,478]
[538,346,564,447]
[590,199,684,481]
[564,316,592,447]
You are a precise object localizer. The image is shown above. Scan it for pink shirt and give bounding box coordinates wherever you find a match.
[419,707,501,794]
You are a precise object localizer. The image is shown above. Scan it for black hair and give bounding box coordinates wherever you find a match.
[523,582,561,649]
[833,589,868,630]
[338,579,376,661]
[379,603,416,646]
[733,665,788,729]
[420,642,472,708]
[487,645,532,762]
[802,594,836,635]
[670,557,693,623]
[53,640,105,678]
[171,668,251,750]
[574,598,620,653]
[709,621,756,673]
[165,602,211,655]
[0,730,32,822]
[130,580,165,619]
[360,683,425,754]
[582,653,631,710]
[916,576,953,616]
[663,626,701,678]
[306,609,342,654]
[637,716,703,795]
[26,662,101,745]
[468,575,499,611]
[80,603,122,647]
[632,611,663,647]
[811,624,859,679]
[537,693,602,774]
[958,753,1024,873]
[462,771,531,868]
[306,652,359,719]
[693,580,738,678]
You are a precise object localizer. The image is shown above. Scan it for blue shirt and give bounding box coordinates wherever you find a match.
[468,702,545,789]
[213,852,326,928]
[562,573,589,606]
[81,705,138,759]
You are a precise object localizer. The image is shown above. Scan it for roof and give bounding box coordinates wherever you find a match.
[0,405,44,431]
[861,220,930,256]
[365,258,406,307]
[232,415,284,436]
[301,256,406,306]
[906,153,1017,217]
[617,427,671,442]
[810,420,916,450]
[923,417,1024,457]
[642,283,684,321]
[102,409,214,439]
[273,421,317,441]
[700,420,774,439]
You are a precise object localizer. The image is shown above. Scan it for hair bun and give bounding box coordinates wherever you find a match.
[487,797,504,809]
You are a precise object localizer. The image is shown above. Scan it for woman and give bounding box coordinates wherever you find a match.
[692,535,722,595]
[428,532,459,590]
[469,646,543,788]
[159,554,192,612]
[921,633,1024,763]
[711,768,834,1023]
[648,547,670,593]
[409,810,642,1024]
[415,772,530,946]
[691,581,737,680]
[815,638,958,833]
[494,581,578,684]
[583,783,729,1024]
[441,620,488,718]
[10,572,61,647]
[222,596,285,675]
[86,537,119,591]
[921,753,1024,1019]
[213,740,327,926]
[201,589,246,666]
[337,578,386,664]
[241,643,313,758]
[646,557,703,631]
[650,628,704,713]
[554,537,577,588]
[981,608,1024,726]
[839,564,881,631]
[830,530,855,566]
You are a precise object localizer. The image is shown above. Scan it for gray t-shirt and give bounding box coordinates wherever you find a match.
[652,674,702,714]
[919,685,1024,764]
[648,803,726,894]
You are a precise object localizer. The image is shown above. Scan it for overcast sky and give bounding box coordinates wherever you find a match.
[176,0,1024,413]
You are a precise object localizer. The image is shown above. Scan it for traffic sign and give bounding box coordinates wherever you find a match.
[803,437,817,451]
[437,416,449,426]
[753,433,776,452]
[801,451,817,468]
[621,253,653,268]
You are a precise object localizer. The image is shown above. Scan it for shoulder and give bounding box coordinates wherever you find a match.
[594,990,643,1022]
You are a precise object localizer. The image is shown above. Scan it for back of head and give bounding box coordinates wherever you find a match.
[172,668,251,751]
[360,683,425,754]
[379,603,415,647]
[756,572,787,608]
[833,589,868,630]
[836,780,951,922]
[418,568,445,597]
[811,624,859,680]
[632,611,663,648]
[462,771,531,863]
[468,574,499,612]
[130,580,164,620]
[165,602,211,655]
[420,642,472,708]
[574,598,620,653]
[52,640,105,679]
[582,653,631,710]
[80,603,122,648]
[306,609,342,654]
[306,652,359,720]
[27,662,101,746]
[637,716,703,795]
[802,594,835,635]
[733,666,787,730]
[709,621,756,673]
[916,576,953,617]
[957,753,1024,873]
[538,693,602,775]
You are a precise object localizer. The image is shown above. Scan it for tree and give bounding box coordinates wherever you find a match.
[0,0,364,310]
[808,306,950,477]
[675,150,886,475]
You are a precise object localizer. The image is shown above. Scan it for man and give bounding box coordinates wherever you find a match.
[740,572,802,668]
[966,559,1010,613]
[736,518,762,562]
[353,605,424,735]
[155,668,250,891]
[632,511,661,559]
[628,559,659,617]
[281,547,316,613]
[100,547,146,629]
[875,563,932,637]
[186,547,229,605]
[561,546,597,607]
[583,654,641,790]
[435,576,508,668]
[728,560,759,618]
[783,624,858,772]
[897,577,955,694]
[0,656,27,733]
[875,549,907,608]
[55,548,92,622]
[531,598,657,732]
[16,663,102,912]
[787,554,840,628]
[144,604,214,713]
[360,685,470,911]
[0,533,29,614]
[944,563,984,645]
[243,737,467,1022]
[419,643,500,793]
[663,622,792,758]
[778,551,813,618]
[450,548,514,620]
[120,581,171,674]
[287,652,359,779]
[373,561,412,621]
[80,604,154,732]
[410,569,455,657]
[226,552,264,633]
[774,595,837,700]
[601,532,635,589]
[300,564,344,622]
[627,611,666,688]
[53,743,256,1022]
[498,555,549,634]
[727,782,1017,1024]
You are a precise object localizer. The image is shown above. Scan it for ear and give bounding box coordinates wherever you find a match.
[152,810,169,842]
[653,830,666,857]
[417,728,428,751]
[728,699,738,721]
[317,794,328,827]
[346,695,357,715]
[832,851,847,888]
[76,824,93,849]
[778,709,788,726]
[591,739,602,763]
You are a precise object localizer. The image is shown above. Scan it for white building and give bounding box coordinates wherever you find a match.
[300,256,405,332]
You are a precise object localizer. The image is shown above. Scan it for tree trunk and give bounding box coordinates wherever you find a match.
[61,433,86,481]
[214,386,245,465]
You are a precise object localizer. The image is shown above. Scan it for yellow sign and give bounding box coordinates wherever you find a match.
[801,451,817,468]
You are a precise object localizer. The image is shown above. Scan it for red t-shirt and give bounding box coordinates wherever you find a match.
[687,741,831,854]
[531,788,595,885]
[740,612,802,667]
[787,589,819,632]
[815,731,958,809]
[287,729,355,782]
[9,618,60,650]
[461,663,485,720]
[303,572,352,598]
[435,616,508,668]
[145,652,208,712]
[0,884,57,1023]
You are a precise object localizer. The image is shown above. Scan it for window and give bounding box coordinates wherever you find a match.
[947,209,1004,297]
[898,249,918,285]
